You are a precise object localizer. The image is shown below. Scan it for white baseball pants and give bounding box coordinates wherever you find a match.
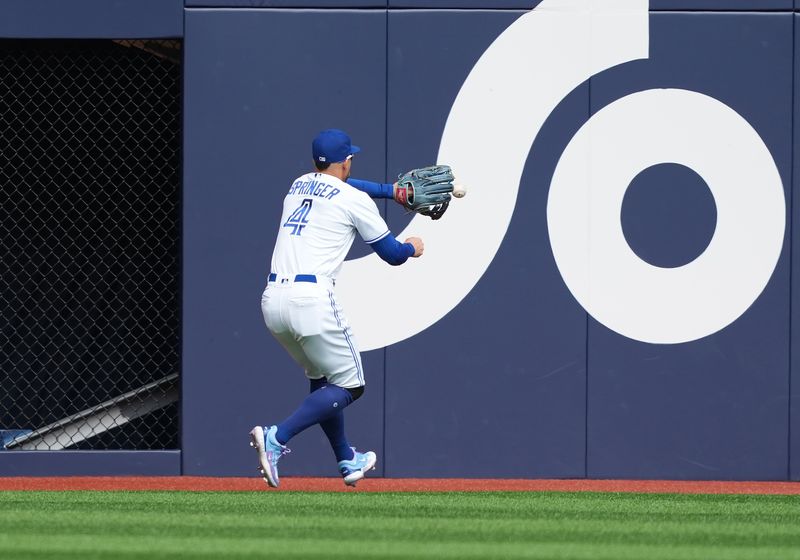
[261,275,364,389]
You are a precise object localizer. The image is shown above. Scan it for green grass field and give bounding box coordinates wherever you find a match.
[1,491,799,559]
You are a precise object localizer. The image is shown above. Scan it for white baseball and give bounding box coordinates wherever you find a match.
[452,183,467,198]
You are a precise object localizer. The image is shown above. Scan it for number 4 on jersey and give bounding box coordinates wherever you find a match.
[283,199,313,236]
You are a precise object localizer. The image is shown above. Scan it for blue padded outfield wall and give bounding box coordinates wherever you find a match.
[3,0,800,480]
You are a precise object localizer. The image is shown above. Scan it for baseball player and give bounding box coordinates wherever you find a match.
[250,129,445,488]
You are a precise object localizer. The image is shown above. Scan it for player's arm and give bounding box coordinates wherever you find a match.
[348,176,444,216]
[349,192,423,264]
[347,177,436,217]
[368,233,423,265]
[349,166,455,221]
[347,178,395,199]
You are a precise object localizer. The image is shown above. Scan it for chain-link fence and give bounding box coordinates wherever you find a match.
[0,39,181,450]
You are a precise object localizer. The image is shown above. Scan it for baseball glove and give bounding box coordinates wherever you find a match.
[394,165,455,220]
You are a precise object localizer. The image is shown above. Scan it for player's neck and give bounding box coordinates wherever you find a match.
[316,167,347,182]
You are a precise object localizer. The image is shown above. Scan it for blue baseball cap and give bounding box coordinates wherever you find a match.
[312,129,361,164]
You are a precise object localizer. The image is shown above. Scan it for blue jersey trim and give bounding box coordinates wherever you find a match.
[328,291,363,386]
[364,230,390,244]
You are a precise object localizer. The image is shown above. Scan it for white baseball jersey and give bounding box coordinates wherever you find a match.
[270,172,390,280]
[262,172,388,389]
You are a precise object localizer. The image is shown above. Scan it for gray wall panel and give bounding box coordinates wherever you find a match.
[383,10,587,478]
[791,13,800,481]
[182,9,387,476]
[587,12,793,480]
[0,0,183,38]
[389,1,539,7]
[0,452,180,476]
[187,1,385,7]
[650,0,792,9]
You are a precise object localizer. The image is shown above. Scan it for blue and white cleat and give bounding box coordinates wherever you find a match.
[249,425,290,488]
[338,448,377,487]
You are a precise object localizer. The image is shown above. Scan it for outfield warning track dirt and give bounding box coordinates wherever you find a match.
[0,477,798,494]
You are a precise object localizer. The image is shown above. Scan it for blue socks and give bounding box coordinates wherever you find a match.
[312,378,355,463]
[275,379,356,462]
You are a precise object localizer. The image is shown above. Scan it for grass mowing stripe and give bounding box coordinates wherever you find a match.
[1,507,798,547]
[2,533,800,560]
[0,491,798,560]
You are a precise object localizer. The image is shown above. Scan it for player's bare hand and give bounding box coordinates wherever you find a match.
[405,237,424,257]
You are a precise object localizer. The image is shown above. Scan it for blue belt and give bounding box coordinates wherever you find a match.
[268,273,317,283]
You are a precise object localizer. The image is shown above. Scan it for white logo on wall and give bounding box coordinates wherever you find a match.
[338,0,785,349]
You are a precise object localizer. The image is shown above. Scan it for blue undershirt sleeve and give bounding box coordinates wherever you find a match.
[347,178,394,199]
[368,233,415,266]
